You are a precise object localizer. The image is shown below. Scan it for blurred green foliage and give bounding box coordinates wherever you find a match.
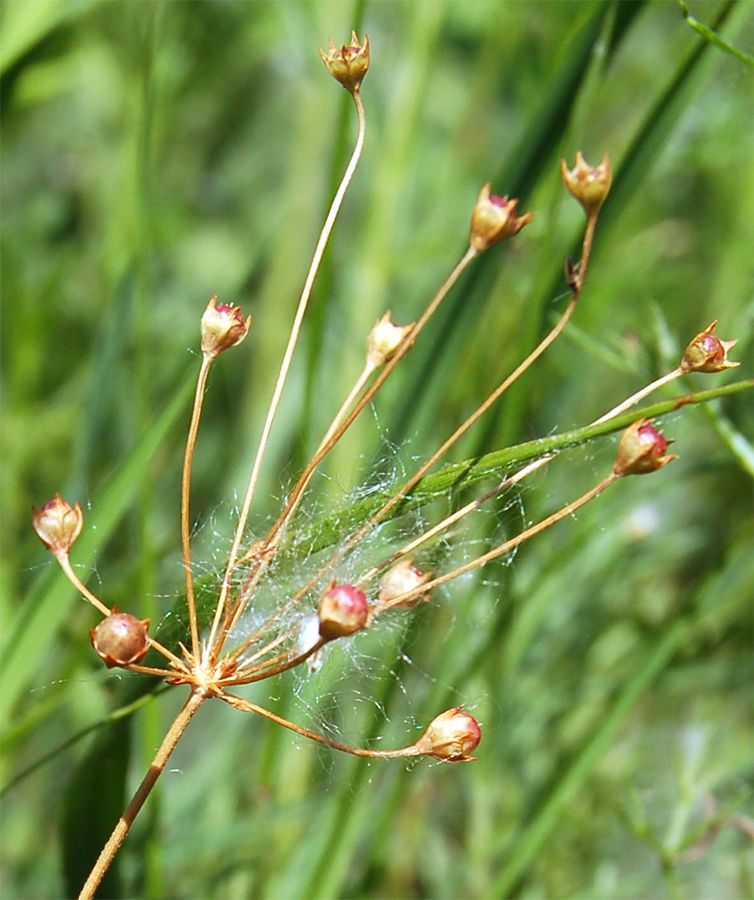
[1,1,752,898]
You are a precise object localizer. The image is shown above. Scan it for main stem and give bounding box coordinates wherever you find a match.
[78,690,206,900]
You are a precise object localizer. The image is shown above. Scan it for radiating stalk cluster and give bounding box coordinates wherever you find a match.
[30,32,740,900]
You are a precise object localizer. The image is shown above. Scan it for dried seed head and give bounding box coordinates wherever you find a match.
[469,185,533,252]
[200,296,251,359]
[366,312,414,369]
[560,151,611,215]
[414,707,481,762]
[681,320,739,373]
[90,609,151,668]
[32,494,83,556]
[613,419,677,477]
[319,32,370,93]
[318,581,369,641]
[378,557,432,609]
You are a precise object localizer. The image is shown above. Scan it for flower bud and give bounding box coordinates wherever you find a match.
[366,312,414,369]
[470,185,533,252]
[318,581,369,641]
[319,32,370,93]
[32,494,83,556]
[90,609,151,668]
[560,151,611,214]
[680,320,739,374]
[378,558,431,609]
[414,707,481,762]
[614,419,676,477]
[200,296,251,359]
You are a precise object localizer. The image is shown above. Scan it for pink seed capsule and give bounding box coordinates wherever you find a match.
[613,419,676,477]
[681,320,738,373]
[318,581,369,641]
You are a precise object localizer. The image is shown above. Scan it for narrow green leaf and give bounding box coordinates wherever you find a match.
[679,0,754,68]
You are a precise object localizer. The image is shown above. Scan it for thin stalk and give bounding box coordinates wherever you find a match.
[221,691,418,758]
[289,204,602,605]
[242,359,376,560]
[257,245,477,556]
[378,471,620,611]
[227,359,377,623]
[78,689,206,900]
[221,244,479,647]
[181,355,212,659]
[593,366,682,423]
[222,637,325,686]
[575,210,597,293]
[55,553,111,617]
[142,636,189,671]
[206,88,368,664]
[365,363,684,580]
[299,290,576,604]
[125,662,183,678]
[58,548,186,669]
[231,629,293,672]
[358,475,511,586]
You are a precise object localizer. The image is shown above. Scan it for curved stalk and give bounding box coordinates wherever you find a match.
[206,88,368,664]
[221,244,479,648]
[221,691,419,759]
[181,355,213,659]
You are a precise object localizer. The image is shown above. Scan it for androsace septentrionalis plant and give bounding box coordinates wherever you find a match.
[28,33,746,900]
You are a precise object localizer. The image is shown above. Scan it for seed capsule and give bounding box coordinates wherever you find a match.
[200,296,251,359]
[90,610,151,668]
[32,494,83,556]
[613,419,676,477]
[319,32,370,93]
[378,558,431,609]
[318,581,369,641]
[470,185,533,252]
[366,312,414,369]
[414,707,481,762]
[560,151,611,214]
[681,320,738,373]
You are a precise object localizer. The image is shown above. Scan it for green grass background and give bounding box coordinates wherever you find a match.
[1,1,752,898]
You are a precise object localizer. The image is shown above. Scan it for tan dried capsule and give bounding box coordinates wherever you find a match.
[414,707,481,762]
[200,296,251,359]
[378,557,431,609]
[469,185,533,252]
[680,320,739,373]
[32,494,83,556]
[90,609,151,668]
[614,419,676,477]
[318,581,369,641]
[366,312,414,369]
[560,152,611,214]
[319,32,370,93]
